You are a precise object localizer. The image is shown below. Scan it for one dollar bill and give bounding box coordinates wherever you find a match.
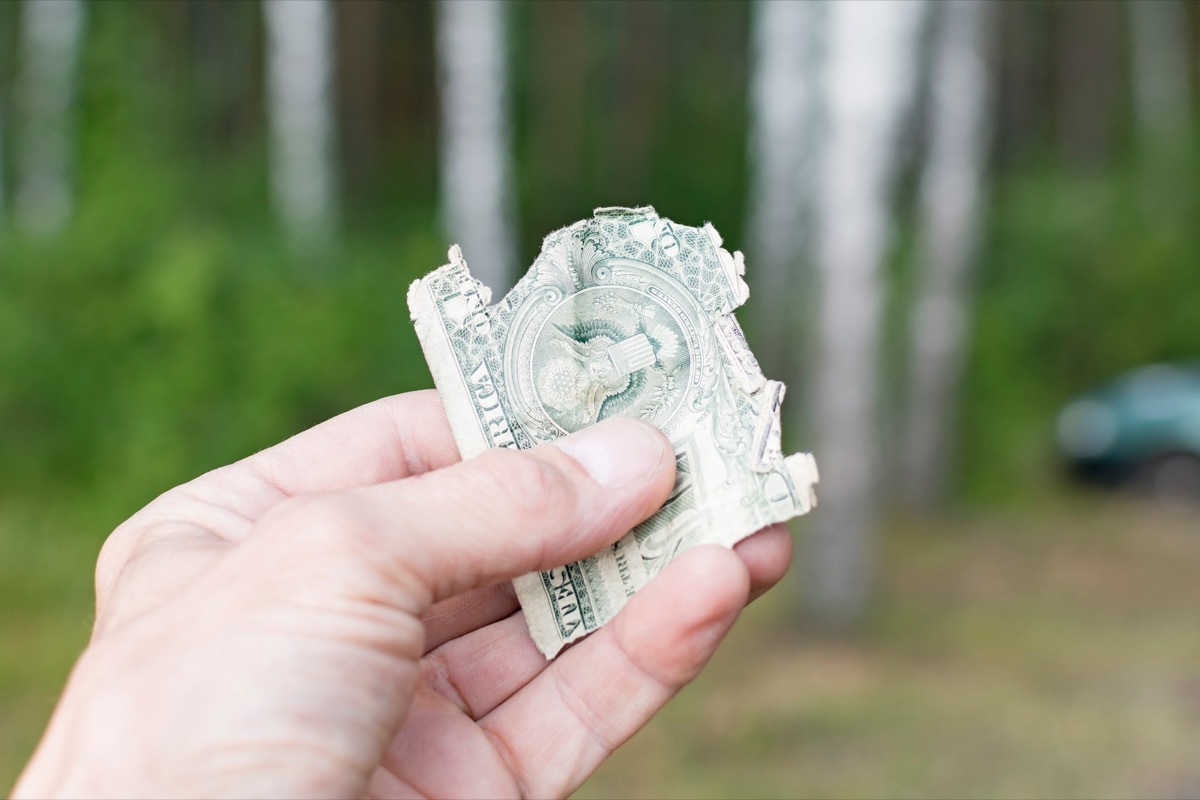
[408,206,818,657]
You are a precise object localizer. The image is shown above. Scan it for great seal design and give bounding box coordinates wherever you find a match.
[503,254,708,437]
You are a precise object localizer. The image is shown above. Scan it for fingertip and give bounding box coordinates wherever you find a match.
[612,545,749,688]
[536,418,676,556]
[733,523,794,602]
[553,417,674,489]
[675,544,752,611]
[639,545,751,624]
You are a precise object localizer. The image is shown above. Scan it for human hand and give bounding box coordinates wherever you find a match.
[14,390,793,799]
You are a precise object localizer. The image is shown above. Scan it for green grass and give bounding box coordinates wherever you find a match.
[4,498,1200,797]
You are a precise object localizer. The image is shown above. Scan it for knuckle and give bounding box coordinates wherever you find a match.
[94,525,141,607]
[256,493,421,610]
[95,526,135,587]
[94,517,168,601]
[265,493,370,554]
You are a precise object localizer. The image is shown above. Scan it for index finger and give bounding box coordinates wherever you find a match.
[164,391,463,530]
[240,390,462,495]
[101,391,461,581]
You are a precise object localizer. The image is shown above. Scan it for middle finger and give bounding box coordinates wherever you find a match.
[421,582,518,653]
[422,611,547,719]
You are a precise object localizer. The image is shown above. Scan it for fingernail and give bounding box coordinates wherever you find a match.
[555,418,668,487]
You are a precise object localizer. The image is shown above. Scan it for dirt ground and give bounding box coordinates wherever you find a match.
[578,501,1200,799]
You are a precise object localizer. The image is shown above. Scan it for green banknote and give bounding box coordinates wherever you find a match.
[408,206,818,657]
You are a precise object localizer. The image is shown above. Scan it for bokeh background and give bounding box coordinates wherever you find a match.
[3,0,1200,796]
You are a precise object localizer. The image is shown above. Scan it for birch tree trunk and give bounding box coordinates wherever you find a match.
[900,0,992,508]
[264,0,338,252]
[745,0,823,385]
[808,0,924,627]
[14,0,85,236]
[436,0,516,294]
[1128,0,1192,146]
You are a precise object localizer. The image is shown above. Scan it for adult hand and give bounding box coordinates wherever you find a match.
[14,391,793,799]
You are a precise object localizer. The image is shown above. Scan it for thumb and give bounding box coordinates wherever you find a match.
[245,416,676,611]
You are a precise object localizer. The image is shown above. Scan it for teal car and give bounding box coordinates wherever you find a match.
[1056,363,1200,501]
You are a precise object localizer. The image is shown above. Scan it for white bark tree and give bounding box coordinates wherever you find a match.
[436,0,516,294]
[14,0,85,236]
[1128,0,1192,146]
[900,0,992,508]
[808,0,925,627]
[744,0,824,384]
[264,0,338,252]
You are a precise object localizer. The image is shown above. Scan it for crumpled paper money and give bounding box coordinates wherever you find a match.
[408,206,817,657]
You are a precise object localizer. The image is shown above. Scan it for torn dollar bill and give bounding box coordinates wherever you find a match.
[408,206,818,658]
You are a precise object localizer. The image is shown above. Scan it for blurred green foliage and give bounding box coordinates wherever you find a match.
[0,223,442,517]
[3,0,1200,522]
[0,0,761,527]
[4,0,1200,522]
[963,144,1200,502]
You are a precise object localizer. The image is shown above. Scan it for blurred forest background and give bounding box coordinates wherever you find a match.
[3,0,1200,796]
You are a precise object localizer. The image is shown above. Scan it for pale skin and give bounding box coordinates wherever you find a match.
[13,390,793,799]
